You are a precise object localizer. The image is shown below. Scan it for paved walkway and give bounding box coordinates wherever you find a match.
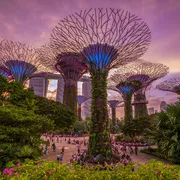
[42,137,170,165]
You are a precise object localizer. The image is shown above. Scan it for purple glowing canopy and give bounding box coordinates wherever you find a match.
[82,44,118,70]
[0,40,47,84]
[5,60,37,84]
[116,74,150,96]
[77,95,87,105]
[55,52,88,84]
[108,100,120,108]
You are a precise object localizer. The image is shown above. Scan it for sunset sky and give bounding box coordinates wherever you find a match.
[0,0,180,118]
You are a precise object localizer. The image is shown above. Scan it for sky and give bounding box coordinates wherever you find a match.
[0,0,180,117]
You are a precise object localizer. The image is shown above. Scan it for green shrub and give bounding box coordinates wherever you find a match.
[0,160,180,180]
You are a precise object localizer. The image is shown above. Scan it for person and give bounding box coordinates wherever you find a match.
[62,146,65,154]
[128,145,133,155]
[52,143,56,152]
[57,136,59,143]
[58,152,63,164]
[135,145,138,155]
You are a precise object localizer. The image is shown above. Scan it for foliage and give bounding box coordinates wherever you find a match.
[121,116,154,137]
[109,118,120,134]
[8,82,36,110]
[0,105,54,170]
[88,70,112,156]
[148,102,180,161]
[73,120,90,135]
[34,96,77,130]
[0,160,180,179]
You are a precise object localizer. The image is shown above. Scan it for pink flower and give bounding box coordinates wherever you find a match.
[155,171,159,175]
[2,169,9,174]
[15,172,18,175]
[9,168,14,172]
[84,166,88,169]
[48,171,51,175]
[16,163,20,166]
[8,173,12,177]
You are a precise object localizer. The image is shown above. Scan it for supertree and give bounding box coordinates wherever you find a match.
[157,77,180,95]
[132,62,169,118]
[77,95,91,121]
[109,61,169,122]
[0,40,45,84]
[37,45,88,113]
[50,8,151,156]
[107,89,123,127]
[108,100,121,126]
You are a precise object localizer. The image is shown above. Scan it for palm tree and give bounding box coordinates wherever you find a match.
[149,102,180,160]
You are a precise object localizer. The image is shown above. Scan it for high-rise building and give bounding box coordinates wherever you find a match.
[29,77,47,97]
[80,76,91,120]
[148,107,155,115]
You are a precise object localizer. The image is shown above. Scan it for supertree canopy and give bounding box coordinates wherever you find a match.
[0,40,45,84]
[157,77,180,95]
[50,8,151,156]
[109,61,169,122]
[131,61,169,118]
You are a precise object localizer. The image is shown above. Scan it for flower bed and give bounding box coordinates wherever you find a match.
[0,160,180,179]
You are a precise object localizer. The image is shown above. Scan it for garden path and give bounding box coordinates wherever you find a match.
[42,137,170,165]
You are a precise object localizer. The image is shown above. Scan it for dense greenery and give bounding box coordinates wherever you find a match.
[0,105,53,170]
[1,160,180,179]
[88,70,112,156]
[121,116,154,137]
[0,75,77,130]
[73,119,90,135]
[148,102,180,162]
[0,75,77,169]
[34,96,77,130]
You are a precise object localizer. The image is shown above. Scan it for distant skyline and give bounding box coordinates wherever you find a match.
[0,0,180,118]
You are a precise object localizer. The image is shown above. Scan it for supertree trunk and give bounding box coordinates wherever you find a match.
[134,90,148,119]
[124,94,133,123]
[88,70,112,156]
[78,104,82,121]
[63,80,77,114]
[111,106,116,127]
[134,103,148,118]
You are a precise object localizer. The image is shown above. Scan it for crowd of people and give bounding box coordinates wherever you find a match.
[41,134,149,167]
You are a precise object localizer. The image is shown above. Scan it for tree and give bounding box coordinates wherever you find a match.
[149,102,180,161]
[0,105,54,170]
[34,96,77,130]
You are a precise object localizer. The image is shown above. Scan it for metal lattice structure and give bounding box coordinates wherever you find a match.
[50,8,151,70]
[157,77,180,95]
[0,40,46,84]
[109,61,169,121]
[50,8,151,156]
[0,65,12,79]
